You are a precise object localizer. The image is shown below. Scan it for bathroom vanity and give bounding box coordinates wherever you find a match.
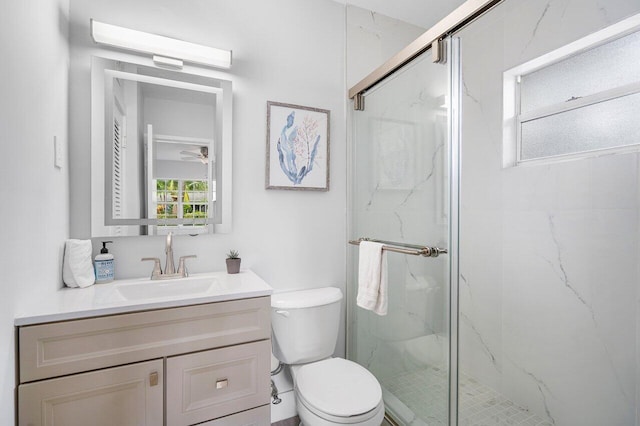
[15,270,272,426]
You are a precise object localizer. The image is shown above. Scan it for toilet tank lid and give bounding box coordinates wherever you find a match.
[271,287,342,309]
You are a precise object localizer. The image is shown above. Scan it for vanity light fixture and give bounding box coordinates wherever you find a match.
[90,19,232,69]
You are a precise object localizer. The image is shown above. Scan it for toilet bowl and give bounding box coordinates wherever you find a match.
[271,288,384,426]
[292,358,384,425]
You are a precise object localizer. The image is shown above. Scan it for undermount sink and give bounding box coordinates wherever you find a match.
[115,276,218,301]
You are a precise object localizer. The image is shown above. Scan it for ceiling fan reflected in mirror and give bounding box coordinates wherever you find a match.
[180,146,209,164]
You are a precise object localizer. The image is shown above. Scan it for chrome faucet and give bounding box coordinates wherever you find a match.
[141,232,196,280]
[164,232,176,275]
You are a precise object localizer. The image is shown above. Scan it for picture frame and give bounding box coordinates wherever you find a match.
[266,101,330,191]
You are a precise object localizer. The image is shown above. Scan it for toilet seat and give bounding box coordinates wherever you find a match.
[297,391,384,424]
[295,358,382,422]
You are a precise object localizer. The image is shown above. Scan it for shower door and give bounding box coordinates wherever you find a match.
[348,38,460,425]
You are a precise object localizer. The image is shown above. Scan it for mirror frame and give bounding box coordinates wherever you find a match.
[90,54,233,237]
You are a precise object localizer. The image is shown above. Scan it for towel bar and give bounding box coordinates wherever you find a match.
[348,238,447,258]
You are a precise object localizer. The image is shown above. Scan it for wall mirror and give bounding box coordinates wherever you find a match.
[91,56,232,237]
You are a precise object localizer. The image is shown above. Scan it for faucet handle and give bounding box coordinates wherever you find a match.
[177,255,197,277]
[141,257,162,278]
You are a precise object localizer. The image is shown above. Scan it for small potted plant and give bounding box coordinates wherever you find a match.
[226,250,241,274]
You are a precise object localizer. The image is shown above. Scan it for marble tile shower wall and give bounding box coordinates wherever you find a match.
[457,0,640,425]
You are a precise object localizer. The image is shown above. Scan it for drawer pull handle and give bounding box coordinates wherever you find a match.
[216,378,228,389]
[149,371,159,387]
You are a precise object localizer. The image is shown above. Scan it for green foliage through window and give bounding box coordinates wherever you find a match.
[156,179,208,226]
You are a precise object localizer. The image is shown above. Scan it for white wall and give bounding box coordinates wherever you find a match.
[0,0,70,423]
[143,94,215,140]
[458,0,640,424]
[69,0,348,352]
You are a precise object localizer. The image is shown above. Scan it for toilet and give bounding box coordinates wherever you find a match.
[271,287,385,426]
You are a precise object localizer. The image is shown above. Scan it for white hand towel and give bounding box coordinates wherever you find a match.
[63,239,96,288]
[356,241,388,316]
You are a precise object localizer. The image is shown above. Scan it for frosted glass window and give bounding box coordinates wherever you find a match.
[521,30,640,113]
[521,92,640,160]
[503,14,640,166]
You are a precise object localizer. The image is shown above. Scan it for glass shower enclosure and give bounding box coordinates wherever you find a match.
[348,2,640,424]
[347,39,460,425]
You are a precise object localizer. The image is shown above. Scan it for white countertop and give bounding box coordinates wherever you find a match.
[15,270,273,326]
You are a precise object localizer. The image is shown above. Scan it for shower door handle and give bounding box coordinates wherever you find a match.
[429,247,448,257]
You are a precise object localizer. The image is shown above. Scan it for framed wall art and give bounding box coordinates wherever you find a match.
[266,101,330,191]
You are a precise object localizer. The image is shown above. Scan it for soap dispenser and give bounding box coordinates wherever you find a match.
[94,241,115,283]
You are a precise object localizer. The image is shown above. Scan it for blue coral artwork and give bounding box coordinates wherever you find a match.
[266,101,330,191]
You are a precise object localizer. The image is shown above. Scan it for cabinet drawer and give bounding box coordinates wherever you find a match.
[19,297,270,383]
[18,359,163,426]
[166,340,271,426]
[198,405,270,426]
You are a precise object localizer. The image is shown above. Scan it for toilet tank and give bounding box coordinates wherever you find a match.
[271,287,342,365]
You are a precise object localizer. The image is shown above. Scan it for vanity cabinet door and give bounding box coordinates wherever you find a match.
[166,340,271,426]
[18,359,163,426]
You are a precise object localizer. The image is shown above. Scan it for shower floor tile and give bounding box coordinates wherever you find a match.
[380,369,550,426]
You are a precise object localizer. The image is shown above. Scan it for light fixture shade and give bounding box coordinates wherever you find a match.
[90,19,232,69]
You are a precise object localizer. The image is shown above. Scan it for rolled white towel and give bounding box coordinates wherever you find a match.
[356,241,388,316]
[63,239,96,288]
